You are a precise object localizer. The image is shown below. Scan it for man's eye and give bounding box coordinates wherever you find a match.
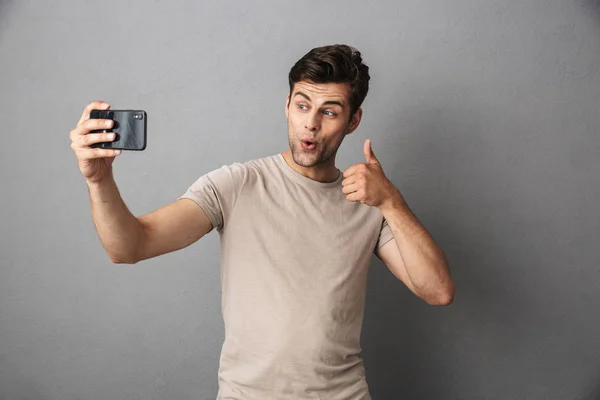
[298,104,308,110]
[323,110,336,117]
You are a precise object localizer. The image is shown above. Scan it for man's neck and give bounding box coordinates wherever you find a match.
[281,149,340,183]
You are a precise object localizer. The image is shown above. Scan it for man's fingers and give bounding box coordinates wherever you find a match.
[341,183,359,195]
[343,164,362,178]
[77,147,122,160]
[82,118,114,132]
[78,100,110,125]
[341,176,356,187]
[345,191,363,203]
[71,118,114,139]
[78,132,116,148]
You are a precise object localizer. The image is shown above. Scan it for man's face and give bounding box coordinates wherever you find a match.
[285,81,361,168]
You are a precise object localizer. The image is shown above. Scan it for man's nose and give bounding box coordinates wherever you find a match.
[305,112,320,132]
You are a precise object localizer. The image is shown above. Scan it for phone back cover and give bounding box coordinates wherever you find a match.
[90,109,147,150]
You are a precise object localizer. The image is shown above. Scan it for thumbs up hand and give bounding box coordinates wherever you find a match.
[363,137,380,166]
[342,139,405,210]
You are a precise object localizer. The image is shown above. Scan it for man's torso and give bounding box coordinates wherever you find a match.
[181,154,392,399]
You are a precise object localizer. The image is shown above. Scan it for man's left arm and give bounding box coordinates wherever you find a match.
[342,139,455,306]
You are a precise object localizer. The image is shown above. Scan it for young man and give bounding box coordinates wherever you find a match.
[69,44,454,400]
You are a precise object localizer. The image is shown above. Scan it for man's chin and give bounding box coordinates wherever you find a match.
[291,151,320,167]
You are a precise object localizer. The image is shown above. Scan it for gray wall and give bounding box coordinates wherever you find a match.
[1,1,599,399]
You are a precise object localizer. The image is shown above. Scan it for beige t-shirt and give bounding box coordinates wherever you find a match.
[180,153,393,400]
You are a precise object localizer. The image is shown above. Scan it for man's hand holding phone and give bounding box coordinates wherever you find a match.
[68,100,209,266]
[70,101,122,184]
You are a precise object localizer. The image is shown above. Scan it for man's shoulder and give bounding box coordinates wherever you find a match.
[204,153,282,184]
[241,153,282,169]
[222,153,282,175]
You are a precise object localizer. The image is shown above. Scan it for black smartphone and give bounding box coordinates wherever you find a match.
[89,109,147,151]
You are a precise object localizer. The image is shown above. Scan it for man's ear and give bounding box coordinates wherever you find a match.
[285,93,290,119]
[346,108,363,135]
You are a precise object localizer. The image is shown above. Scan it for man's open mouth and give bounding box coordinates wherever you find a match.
[301,139,316,151]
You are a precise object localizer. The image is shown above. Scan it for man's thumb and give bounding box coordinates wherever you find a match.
[363,139,379,164]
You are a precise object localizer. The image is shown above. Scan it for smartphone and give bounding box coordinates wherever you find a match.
[89,109,147,151]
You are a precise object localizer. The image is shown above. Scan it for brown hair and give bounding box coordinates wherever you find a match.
[288,44,370,119]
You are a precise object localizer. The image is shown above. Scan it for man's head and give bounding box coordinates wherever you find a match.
[285,44,370,168]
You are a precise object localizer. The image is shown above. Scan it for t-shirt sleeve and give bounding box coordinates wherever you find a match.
[178,162,248,232]
[375,217,394,253]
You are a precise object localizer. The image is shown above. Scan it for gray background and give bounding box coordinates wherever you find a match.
[1,0,599,399]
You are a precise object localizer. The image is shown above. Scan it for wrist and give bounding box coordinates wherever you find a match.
[379,191,408,214]
[86,175,115,190]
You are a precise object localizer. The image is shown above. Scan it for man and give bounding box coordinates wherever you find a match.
[69,44,454,400]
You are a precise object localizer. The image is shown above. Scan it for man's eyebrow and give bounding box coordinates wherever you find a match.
[322,100,344,108]
[293,91,345,108]
[293,91,312,102]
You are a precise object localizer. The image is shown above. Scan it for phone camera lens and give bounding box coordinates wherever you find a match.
[136,113,143,120]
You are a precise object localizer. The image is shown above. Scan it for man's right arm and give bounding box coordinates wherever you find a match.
[71,100,213,264]
[88,176,213,264]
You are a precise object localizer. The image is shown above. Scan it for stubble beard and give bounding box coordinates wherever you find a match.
[289,134,345,168]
